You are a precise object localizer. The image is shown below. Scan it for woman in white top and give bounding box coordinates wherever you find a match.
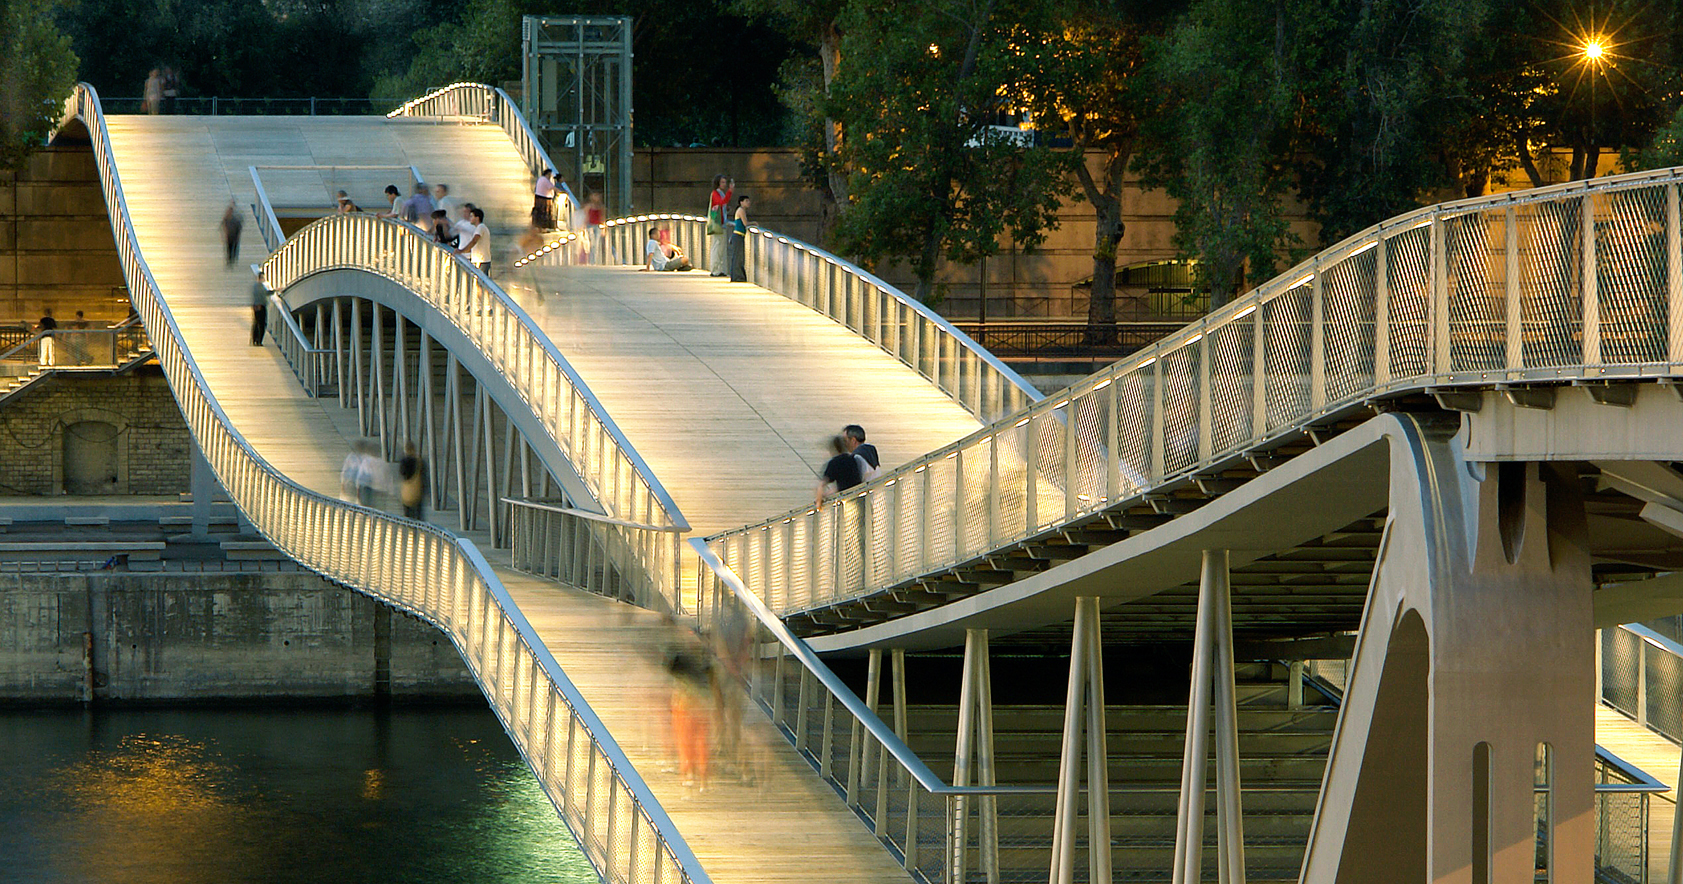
[533,169,557,229]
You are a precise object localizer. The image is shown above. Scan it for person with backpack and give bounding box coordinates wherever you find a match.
[706,175,733,277]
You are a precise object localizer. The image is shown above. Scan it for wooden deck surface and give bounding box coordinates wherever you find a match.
[508,264,983,535]
[102,114,920,883]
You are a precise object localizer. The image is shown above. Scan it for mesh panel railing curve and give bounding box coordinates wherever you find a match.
[514,212,1043,427]
[704,167,1683,620]
[61,81,709,884]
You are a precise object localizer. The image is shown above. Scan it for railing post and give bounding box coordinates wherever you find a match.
[1505,207,1523,373]
[1431,215,1449,376]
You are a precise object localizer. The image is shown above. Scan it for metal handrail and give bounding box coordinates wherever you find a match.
[249,167,285,252]
[708,164,1683,621]
[519,212,1042,425]
[502,497,680,534]
[260,212,687,531]
[690,539,1040,796]
[265,292,334,396]
[387,82,577,226]
[59,81,711,884]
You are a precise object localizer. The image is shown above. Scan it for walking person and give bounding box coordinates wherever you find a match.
[843,425,880,481]
[161,67,180,114]
[250,271,270,346]
[455,207,491,276]
[816,434,863,507]
[221,200,243,266]
[533,169,557,230]
[707,175,733,277]
[399,442,429,519]
[582,191,605,263]
[727,195,751,283]
[36,309,56,366]
[431,183,457,220]
[400,183,433,225]
[143,69,163,115]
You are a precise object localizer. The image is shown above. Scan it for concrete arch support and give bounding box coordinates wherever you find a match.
[1301,424,1594,883]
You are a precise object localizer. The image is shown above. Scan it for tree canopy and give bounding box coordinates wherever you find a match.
[0,0,78,171]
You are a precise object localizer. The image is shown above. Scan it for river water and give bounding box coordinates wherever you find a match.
[0,706,598,884]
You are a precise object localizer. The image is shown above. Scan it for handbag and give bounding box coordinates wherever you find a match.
[705,205,724,236]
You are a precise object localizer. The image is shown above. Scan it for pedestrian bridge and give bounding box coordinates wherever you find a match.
[50,81,1683,883]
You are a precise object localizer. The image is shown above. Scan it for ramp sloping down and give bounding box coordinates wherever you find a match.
[96,111,917,883]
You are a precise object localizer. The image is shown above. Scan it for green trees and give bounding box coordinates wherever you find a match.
[820,0,1071,303]
[0,0,78,171]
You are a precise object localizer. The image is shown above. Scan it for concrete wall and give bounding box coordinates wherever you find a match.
[0,369,191,496]
[0,571,478,704]
[632,148,1320,319]
[0,145,128,329]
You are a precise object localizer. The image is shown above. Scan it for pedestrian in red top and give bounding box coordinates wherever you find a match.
[707,175,733,277]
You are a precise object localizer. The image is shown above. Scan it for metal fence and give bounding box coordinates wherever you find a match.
[387,83,577,227]
[1602,624,1683,743]
[707,166,1683,619]
[507,499,683,613]
[259,212,687,533]
[687,539,1055,884]
[518,213,1043,427]
[58,81,710,884]
[1590,749,1668,883]
[0,318,148,372]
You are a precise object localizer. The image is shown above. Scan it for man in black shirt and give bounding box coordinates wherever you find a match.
[843,424,879,480]
[817,435,863,507]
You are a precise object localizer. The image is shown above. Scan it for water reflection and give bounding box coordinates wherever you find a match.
[0,707,597,884]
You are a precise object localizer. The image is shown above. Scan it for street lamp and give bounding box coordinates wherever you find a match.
[1583,37,1607,63]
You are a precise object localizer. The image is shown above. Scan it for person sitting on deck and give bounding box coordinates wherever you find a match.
[642,227,691,272]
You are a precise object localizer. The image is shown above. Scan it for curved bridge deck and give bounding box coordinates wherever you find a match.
[508,264,983,534]
[101,113,915,884]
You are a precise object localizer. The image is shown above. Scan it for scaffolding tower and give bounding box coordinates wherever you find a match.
[521,16,633,215]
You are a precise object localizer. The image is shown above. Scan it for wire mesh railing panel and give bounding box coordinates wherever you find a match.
[1595,789,1649,884]
[1262,284,1313,432]
[1113,367,1155,496]
[1444,211,1507,375]
[1071,392,1110,507]
[963,436,997,555]
[1160,343,1201,476]
[1384,224,1433,381]
[1518,198,1585,368]
[1604,627,1641,720]
[1320,248,1378,405]
[1646,641,1683,742]
[1206,313,1255,454]
[1594,187,1670,366]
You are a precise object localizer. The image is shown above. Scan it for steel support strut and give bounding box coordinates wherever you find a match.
[1173,548,1246,884]
[1049,597,1110,884]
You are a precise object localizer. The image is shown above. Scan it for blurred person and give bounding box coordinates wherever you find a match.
[35,309,56,366]
[399,441,429,519]
[517,223,544,258]
[712,600,756,783]
[341,439,381,506]
[843,425,880,481]
[401,182,434,225]
[143,69,162,115]
[375,185,403,219]
[707,175,733,276]
[250,270,269,346]
[334,191,360,213]
[579,191,605,263]
[532,169,557,229]
[665,648,713,789]
[69,311,88,330]
[221,200,243,266]
[455,207,491,275]
[430,209,457,248]
[816,434,862,507]
[161,67,180,114]
[431,183,457,219]
[728,195,751,283]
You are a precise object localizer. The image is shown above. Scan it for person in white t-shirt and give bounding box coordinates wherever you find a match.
[375,185,402,219]
[642,227,690,271]
[533,169,557,229]
[455,207,491,275]
[432,183,458,220]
